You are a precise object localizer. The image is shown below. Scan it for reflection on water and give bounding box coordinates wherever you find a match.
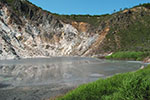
[0,57,146,87]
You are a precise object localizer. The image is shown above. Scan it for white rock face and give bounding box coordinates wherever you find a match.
[0,4,100,60]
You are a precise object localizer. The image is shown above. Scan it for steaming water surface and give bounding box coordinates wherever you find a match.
[0,57,146,100]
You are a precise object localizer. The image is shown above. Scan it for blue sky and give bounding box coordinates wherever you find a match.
[29,0,150,15]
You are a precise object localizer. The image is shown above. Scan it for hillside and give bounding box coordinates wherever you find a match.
[0,0,150,59]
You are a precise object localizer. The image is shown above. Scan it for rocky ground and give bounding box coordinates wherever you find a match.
[143,57,150,63]
[0,0,105,60]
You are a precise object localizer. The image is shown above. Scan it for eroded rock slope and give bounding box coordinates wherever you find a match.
[0,0,150,59]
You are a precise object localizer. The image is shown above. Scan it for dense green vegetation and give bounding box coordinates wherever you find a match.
[137,3,150,9]
[57,65,150,100]
[5,0,13,3]
[0,0,13,4]
[142,3,150,9]
[100,4,150,53]
[105,51,149,61]
[118,16,150,51]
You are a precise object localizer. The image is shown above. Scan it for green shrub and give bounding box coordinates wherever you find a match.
[105,51,149,61]
[58,65,150,100]
[139,3,150,9]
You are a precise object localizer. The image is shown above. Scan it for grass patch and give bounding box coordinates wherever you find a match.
[105,51,149,61]
[57,65,150,100]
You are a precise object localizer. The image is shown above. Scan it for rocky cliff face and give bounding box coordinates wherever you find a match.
[0,0,150,59]
[0,0,97,59]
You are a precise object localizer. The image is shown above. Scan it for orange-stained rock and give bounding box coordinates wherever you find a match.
[71,21,90,33]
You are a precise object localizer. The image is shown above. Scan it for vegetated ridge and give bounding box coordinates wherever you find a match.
[0,0,150,59]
